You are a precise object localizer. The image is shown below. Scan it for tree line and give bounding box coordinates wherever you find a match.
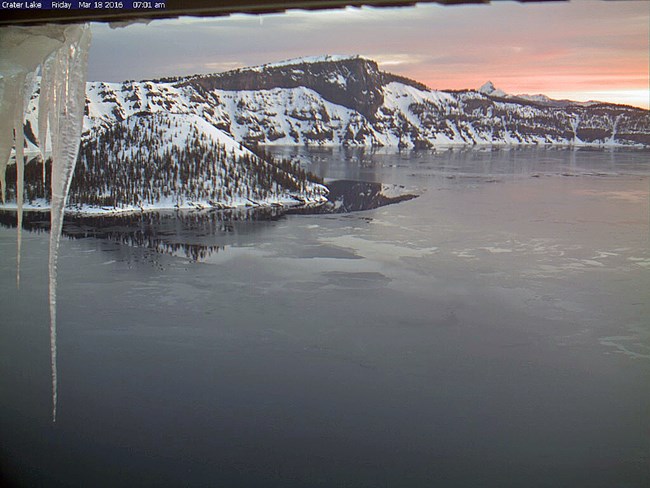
[4,115,325,209]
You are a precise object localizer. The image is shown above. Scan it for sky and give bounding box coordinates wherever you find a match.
[88,0,650,108]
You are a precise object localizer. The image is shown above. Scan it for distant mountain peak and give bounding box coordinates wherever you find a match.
[477,82,604,107]
[478,81,507,98]
[479,80,495,93]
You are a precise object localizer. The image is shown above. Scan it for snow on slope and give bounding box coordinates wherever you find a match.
[149,113,248,157]
[206,87,362,146]
[74,112,328,213]
[6,112,328,214]
[84,80,194,130]
[18,56,650,153]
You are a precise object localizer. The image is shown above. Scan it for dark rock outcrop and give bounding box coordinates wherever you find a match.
[184,56,387,120]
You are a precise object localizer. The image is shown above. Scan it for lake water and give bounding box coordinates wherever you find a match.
[1,147,649,487]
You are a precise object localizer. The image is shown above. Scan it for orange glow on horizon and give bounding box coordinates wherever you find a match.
[370,1,650,109]
[412,72,650,109]
[381,46,649,109]
[380,68,649,110]
[88,1,650,109]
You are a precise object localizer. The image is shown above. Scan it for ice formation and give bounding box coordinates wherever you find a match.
[38,55,54,185]
[0,24,92,422]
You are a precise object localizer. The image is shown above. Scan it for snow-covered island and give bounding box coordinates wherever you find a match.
[1,113,328,215]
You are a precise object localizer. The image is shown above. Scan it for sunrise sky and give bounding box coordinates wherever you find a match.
[88,0,650,108]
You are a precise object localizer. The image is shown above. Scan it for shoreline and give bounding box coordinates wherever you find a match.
[6,142,650,164]
[0,197,329,217]
[0,180,420,219]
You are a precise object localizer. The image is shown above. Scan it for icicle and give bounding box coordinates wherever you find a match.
[0,154,6,203]
[0,23,92,422]
[47,25,92,423]
[38,56,55,186]
[0,78,19,205]
[14,71,26,289]
[14,71,35,289]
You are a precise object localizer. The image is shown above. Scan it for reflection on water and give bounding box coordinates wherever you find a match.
[0,208,278,260]
[288,180,417,214]
[277,145,650,182]
[1,147,649,488]
[0,179,417,260]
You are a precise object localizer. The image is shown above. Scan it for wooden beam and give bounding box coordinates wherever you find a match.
[0,0,563,26]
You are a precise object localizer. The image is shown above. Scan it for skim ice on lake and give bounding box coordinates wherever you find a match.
[0,146,649,487]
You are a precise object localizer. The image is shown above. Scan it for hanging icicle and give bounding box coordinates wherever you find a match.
[38,55,55,187]
[13,72,26,289]
[0,23,92,422]
[47,25,92,423]
[0,77,19,205]
[15,72,36,288]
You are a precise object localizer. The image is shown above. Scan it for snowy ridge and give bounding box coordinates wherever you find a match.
[477,81,604,108]
[17,55,650,153]
[247,54,364,72]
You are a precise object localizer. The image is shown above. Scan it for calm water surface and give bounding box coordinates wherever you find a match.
[1,147,649,487]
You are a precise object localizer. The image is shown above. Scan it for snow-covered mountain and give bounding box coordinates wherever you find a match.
[75,56,650,147]
[478,81,508,99]
[18,54,647,151]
